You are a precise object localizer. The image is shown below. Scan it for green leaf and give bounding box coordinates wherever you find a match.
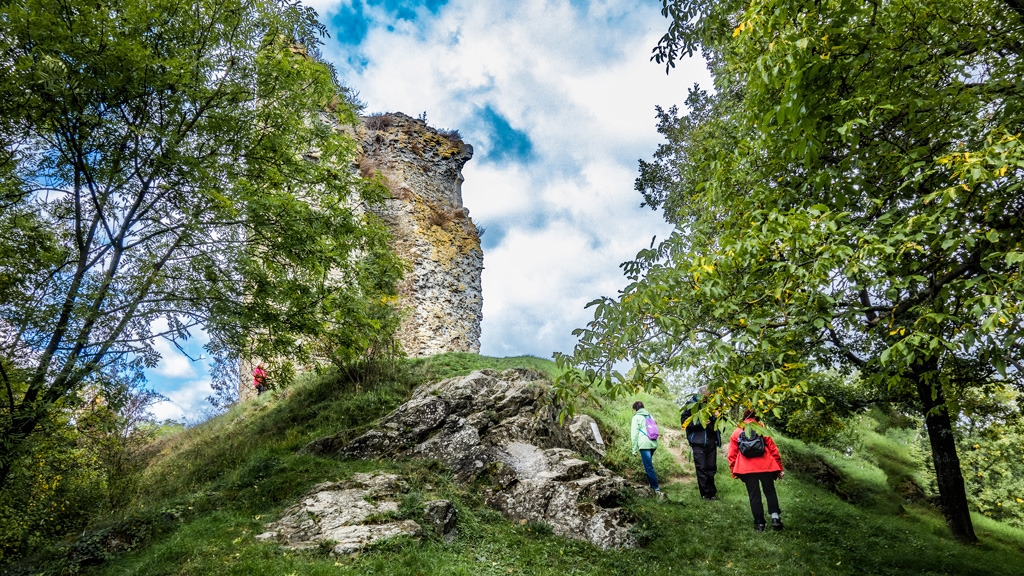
[993,356,1007,378]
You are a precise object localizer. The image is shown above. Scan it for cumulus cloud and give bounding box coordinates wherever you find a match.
[144,318,214,421]
[149,378,215,423]
[150,334,198,379]
[477,168,673,357]
[316,0,709,359]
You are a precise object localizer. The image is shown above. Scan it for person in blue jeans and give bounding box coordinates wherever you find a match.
[630,401,660,492]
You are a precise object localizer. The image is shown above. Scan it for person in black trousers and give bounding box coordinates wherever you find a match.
[728,408,785,531]
[681,386,722,501]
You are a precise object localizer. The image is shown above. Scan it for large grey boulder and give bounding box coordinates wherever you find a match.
[304,369,640,549]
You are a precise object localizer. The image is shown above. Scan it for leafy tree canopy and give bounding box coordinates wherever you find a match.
[0,0,402,490]
[556,0,1024,542]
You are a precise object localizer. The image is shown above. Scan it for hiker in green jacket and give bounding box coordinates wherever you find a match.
[630,401,660,492]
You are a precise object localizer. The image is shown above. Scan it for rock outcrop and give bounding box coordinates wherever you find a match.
[255,472,456,554]
[304,369,642,549]
[356,113,483,357]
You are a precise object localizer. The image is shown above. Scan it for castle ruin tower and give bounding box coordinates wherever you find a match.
[239,112,483,401]
[356,113,483,357]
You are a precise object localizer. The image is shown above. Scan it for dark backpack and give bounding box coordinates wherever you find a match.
[736,428,765,458]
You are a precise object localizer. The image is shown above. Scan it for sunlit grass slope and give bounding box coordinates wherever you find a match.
[21,353,1024,576]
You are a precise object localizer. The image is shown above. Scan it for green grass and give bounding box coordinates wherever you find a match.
[14,354,1024,576]
[406,351,563,381]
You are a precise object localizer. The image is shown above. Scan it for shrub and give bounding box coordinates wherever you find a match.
[960,421,1024,527]
[438,128,462,145]
[427,207,455,228]
[364,113,392,131]
[358,155,378,178]
[0,423,106,563]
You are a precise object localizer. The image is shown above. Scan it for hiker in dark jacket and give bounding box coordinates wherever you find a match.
[680,385,721,500]
[727,408,785,532]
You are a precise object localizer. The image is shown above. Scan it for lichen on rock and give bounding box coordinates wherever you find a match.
[354,112,483,357]
[255,473,428,555]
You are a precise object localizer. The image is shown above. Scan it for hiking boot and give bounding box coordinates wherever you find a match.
[754,523,766,533]
[771,518,784,531]
[702,496,718,501]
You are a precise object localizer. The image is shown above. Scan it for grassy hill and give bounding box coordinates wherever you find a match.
[15,353,1024,575]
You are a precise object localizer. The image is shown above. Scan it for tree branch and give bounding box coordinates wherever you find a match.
[859,289,878,323]
[1002,0,1024,20]
[827,327,867,367]
[0,359,14,412]
[868,251,983,326]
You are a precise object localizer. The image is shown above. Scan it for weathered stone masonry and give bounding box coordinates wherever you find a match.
[355,113,483,357]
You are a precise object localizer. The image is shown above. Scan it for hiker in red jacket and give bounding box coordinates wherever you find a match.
[253,364,268,397]
[727,408,785,532]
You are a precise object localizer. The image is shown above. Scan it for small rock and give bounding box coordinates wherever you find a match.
[423,500,458,541]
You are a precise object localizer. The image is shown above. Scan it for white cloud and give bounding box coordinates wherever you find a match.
[302,0,345,16]
[151,336,198,379]
[150,378,214,423]
[478,185,672,358]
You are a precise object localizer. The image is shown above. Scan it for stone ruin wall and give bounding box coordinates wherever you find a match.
[355,113,483,358]
[240,112,483,401]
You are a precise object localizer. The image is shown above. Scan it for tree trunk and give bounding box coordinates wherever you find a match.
[914,368,977,543]
[0,410,42,492]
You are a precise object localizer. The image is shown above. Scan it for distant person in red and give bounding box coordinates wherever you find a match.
[727,408,785,532]
[253,364,268,396]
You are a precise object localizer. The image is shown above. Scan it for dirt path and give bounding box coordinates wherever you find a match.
[660,426,695,484]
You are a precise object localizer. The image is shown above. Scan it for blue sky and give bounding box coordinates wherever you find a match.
[148,0,710,421]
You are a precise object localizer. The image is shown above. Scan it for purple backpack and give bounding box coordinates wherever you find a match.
[643,415,660,440]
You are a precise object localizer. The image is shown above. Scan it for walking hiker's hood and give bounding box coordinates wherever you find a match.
[681,395,721,447]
